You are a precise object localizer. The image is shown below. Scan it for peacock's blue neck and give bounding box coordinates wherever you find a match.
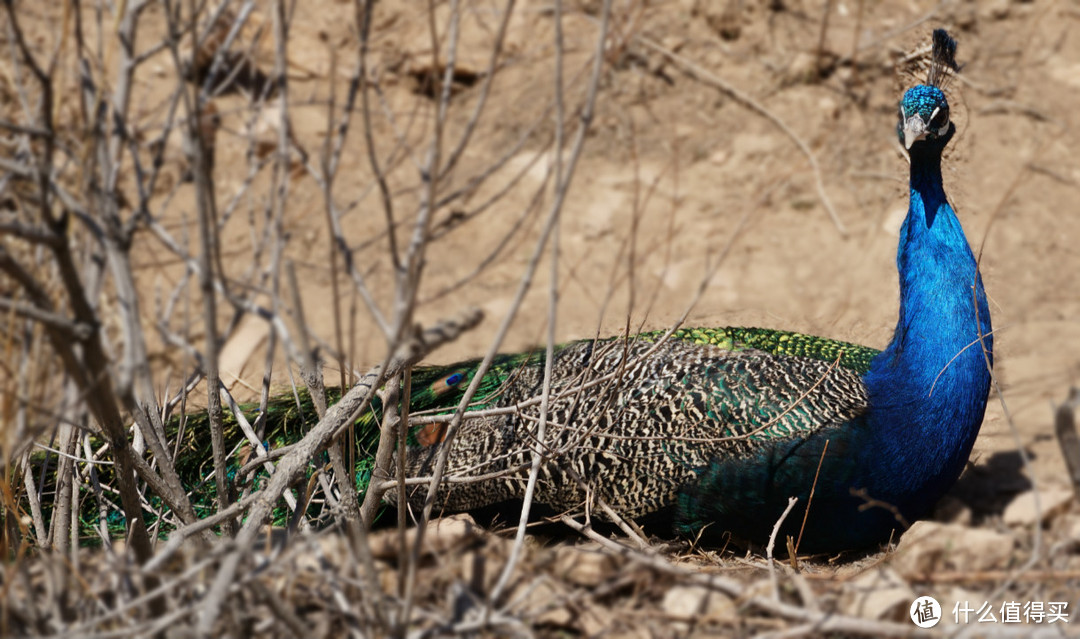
[862,129,993,510]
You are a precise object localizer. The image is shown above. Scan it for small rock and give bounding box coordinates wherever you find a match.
[698,1,740,40]
[514,577,615,634]
[946,3,977,31]
[514,579,573,627]
[1003,489,1075,527]
[369,513,484,559]
[219,315,270,383]
[708,149,730,165]
[980,0,1010,20]
[838,565,915,621]
[1066,514,1080,541]
[461,539,516,592]
[553,543,620,587]
[1047,57,1080,91]
[578,603,615,636]
[661,584,737,628]
[661,36,686,54]
[892,521,1014,579]
[839,567,914,621]
[818,96,840,120]
[742,578,773,600]
[785,52,820,84]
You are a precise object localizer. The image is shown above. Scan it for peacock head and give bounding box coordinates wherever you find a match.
[897,29,960,150]
[897,85,952,150]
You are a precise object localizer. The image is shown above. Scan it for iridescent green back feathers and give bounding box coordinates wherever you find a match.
[654,327,878,375]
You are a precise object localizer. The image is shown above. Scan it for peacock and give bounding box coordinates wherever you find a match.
[24,30,991,554]
[386,28,991,553]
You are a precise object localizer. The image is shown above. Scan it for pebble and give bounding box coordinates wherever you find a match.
[839,567,914,621]
[661,584,737,628]
[1002,488,1075,527]
[892,521,1014,579]
[553,542,621,587]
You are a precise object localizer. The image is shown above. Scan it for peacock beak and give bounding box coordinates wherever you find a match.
[902,115,928,150]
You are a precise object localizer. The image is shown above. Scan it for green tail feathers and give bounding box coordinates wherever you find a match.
[20,326,880,544]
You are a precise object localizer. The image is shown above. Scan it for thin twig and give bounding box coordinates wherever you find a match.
[794,439,829,554]
[487,0,565,609]
[767,497,799,600]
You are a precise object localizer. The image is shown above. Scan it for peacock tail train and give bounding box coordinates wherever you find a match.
[25,327,879,543]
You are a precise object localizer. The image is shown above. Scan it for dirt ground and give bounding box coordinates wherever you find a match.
[6,0,1080,635]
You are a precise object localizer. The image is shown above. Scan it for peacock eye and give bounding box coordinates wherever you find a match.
[928,106,949,130]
